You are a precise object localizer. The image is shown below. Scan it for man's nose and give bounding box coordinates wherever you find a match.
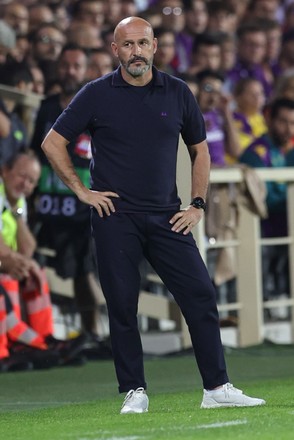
[133,44,142,55]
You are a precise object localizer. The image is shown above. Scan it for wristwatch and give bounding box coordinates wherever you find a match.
[190,197,206,212]
[12,207,24,219]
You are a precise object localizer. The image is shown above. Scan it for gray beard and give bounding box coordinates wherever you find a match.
[125,63,151,78]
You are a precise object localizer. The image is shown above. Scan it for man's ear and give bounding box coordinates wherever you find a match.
[153,38,158,54]
[111,42,119,58]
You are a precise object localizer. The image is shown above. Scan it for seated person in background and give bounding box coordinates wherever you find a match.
[260,18,282,91]
[172,0,208,74]
[86,47,114,81]
[188,32,222,76]
[0,281,54,372]
[27,22,66,74]
[245,0,281,22]
[206,0,238,35]
[272,72,294,150]
[0,61,33,167]
[153,26,177,75]
[227,77,267,163]
[0,151,87,369]
[239,97,294,237]
[239,98,294,302]
[219,32,237,76]
[196,69,241,166]
[226,21,271,98]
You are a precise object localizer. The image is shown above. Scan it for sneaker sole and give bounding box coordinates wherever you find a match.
[120,408,148,414]
[201,401,266,409]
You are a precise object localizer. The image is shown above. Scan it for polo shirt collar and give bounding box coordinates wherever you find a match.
[112,66,164,87]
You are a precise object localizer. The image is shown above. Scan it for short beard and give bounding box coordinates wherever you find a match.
[122,55,152,78]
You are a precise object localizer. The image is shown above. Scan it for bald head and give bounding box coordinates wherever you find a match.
[114,16,154,42]
[111,16,157,85]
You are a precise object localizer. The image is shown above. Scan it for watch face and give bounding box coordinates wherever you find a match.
[192,197,206,211]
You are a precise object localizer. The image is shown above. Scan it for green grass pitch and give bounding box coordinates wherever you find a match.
[0,342,293,440]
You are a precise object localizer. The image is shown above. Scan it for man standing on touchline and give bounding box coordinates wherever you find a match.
[40,16,265,414]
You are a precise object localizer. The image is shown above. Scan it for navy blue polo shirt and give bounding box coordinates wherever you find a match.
[53,66,206,212]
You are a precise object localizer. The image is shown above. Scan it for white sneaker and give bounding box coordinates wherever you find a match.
[120,387,149,414]
[201,383,266,408]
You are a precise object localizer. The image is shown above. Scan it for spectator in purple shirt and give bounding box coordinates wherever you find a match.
[173,0,208,73]
[196,69,240,166]
[260,18,283,94]
[226,21,272,98]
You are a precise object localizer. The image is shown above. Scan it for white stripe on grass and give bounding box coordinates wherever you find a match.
[0,401,73,406]
[140,420,248,434]
[197,419,248,429]
[62,420,249,440]
[78,437,142,440]
[0,401,74,412]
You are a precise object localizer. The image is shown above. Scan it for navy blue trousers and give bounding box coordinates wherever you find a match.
[91,211,229,393]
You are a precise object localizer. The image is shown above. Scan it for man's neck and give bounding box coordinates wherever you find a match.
[121,68,153,87]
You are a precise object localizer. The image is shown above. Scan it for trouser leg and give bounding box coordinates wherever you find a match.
[145,213,229,389]
[91,212,146,393]
[74,273,102,335]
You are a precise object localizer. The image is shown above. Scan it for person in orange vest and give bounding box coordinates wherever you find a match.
[0,150,87,371]
[0,282,53,371]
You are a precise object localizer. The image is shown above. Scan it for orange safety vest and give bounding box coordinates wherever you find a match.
[20,269,53,337]
[0,183,54,346]
[0,273,53,345]
[0,284,48,359]
[0,292,9,359]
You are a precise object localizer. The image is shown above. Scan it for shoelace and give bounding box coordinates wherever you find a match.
[223,383,243,398]
[121,387,145,408]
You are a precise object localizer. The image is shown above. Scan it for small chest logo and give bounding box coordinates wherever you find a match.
[161,112,168,117]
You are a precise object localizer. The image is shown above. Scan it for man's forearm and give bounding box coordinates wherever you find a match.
[0,236,27,278]
[190,142,211,200]
[42,128,120,217]
[41,128,86,198]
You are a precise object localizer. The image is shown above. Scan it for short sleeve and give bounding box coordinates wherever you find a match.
[53,82,96,142]
[181,85,206,146]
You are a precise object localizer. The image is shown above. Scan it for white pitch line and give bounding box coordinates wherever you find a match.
[0,400,73,405]
[197,419,248,429]
[78,437,143,440]
[0,401,73,405]
[102,437,142,440]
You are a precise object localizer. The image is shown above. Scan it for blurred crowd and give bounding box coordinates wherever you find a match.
[1,0,294,370]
